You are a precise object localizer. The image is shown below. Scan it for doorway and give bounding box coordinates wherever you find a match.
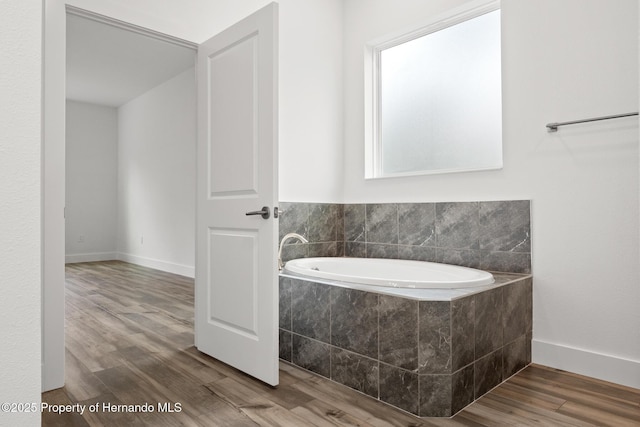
[44,5,197,392]
[44,3,280,392]
[64,10,197,273]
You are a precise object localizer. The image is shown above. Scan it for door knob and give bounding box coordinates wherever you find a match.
[245,206,270,219]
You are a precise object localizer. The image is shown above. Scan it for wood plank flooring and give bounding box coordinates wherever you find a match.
[43,261,640,426]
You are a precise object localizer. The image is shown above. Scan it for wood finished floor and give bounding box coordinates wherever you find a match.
[42,261,640,426]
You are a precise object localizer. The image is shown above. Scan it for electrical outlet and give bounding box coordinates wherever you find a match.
[78,234,84,243]
[140,235,144,245]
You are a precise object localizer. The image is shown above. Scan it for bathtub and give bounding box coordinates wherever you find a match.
[282,257,494,289]
[279,258,531,417]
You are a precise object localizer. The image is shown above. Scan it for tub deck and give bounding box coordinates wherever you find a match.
[281,270,530,301]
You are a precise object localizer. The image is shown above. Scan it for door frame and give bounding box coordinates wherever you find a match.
[43,0,66,391]
[43,2,198,392]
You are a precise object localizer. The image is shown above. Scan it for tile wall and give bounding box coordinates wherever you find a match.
[279,273,533,417]
[279,200,531,273]
[278,199,533,416]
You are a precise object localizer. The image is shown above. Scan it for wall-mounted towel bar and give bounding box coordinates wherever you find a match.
[546,112,638,132]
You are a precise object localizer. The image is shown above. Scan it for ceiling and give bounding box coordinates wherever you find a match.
[66,13,196,107]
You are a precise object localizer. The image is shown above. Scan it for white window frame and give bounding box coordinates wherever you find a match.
[364,0,502,179]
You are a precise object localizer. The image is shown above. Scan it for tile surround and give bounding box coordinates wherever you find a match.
[280,274,533,417]
[418,300,451,374]
[379,295,419,371]
[291,279,330,343]
[331,348,379,398]
[279,200,531,273]
[331,287,379,358]
[278,199,533,417]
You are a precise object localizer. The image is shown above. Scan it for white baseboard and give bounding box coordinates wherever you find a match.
[532,339,640,389]
[117,252,195,278]
[65,252,117,263]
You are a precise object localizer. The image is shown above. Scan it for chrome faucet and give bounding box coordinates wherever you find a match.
[278,233,308,271]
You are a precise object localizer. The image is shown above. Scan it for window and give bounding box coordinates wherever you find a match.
[366,3,502,178]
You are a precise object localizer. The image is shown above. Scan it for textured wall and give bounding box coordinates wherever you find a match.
[0,1,42,425]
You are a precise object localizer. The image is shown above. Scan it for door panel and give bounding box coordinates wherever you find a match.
[208,34,258,195]
[208,229,258,336]
[195,3,279,386]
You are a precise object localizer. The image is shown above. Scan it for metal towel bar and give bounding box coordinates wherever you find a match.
[546,112,638,132]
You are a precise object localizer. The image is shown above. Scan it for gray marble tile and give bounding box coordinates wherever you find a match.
[379,296,418,370]
[279,202,309,241]
[308,241,341,258]
[398,245,437,262]
[451,296,474,371]
[292,334,330,377]
[419,374,451,417]
[398,203,436,246]
[475,287,503,358]
[344,241,366,258]
[379,364,419,416]
[418,301,451,374]
[436,202,480,250]
[309,203,339,242]
[331,348,379,399]
[481,251,531,274]
[451,364,474,415]
[279,200,532,279]
[366,243,398,259]
[336,204,345,242]
[474,348,503,398]
[503,335,530,379]
[436,248,481,269]
[331,287,379,358]
[279,329,292,362]
[344,204,366,242]
[366,204,398,244]
[291,280,330,343]
[479,200,530,252]
[503,278,532,344]
[279,277,292,330]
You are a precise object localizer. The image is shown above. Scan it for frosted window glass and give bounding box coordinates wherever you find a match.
[379,10,502,176]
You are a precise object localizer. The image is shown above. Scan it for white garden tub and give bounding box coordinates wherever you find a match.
[282,257,494,289]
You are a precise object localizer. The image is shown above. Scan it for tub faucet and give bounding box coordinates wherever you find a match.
[278,233,308,271]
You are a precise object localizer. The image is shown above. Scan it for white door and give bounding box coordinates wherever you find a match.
[195,3,279,386]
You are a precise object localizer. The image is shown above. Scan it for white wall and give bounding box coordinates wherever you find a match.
[117,68,196,277]
[66,90,196,276]
[65,101,118,262]
[0,0,42,425]
[343,0,640,388]
[277,0,344,201]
